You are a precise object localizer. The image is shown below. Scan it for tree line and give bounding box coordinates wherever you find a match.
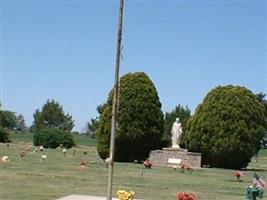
[0,72,266,169]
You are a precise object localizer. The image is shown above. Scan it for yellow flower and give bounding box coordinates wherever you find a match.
[117,190,135,200]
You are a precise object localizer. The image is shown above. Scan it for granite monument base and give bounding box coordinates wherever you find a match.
[149,148,201,168]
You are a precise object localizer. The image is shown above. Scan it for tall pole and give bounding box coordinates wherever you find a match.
[107,0,125,200]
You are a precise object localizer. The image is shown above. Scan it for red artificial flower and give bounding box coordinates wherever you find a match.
[177,192,196,200]
[143,159,152,168]
[234,171,245,181]
[181,163,194,172]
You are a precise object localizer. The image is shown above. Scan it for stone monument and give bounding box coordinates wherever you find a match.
[149,117,201,168]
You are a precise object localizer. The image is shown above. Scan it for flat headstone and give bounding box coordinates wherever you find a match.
[57,195,143,200]
[57,195,116,200]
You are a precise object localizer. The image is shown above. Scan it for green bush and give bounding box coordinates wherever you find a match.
[185,85,266,169]
[96,72,164,162]
[0,127,11,143]
[33,128,75,148]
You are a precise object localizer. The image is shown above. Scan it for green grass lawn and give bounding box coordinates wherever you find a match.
[1,134,267,200]
[72,134,96,147]
[9,132,34,143]
[10,132,96,147]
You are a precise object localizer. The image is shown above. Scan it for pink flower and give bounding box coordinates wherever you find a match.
[234,171,245,181]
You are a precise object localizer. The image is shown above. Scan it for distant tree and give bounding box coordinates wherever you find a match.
[28,124,35,133]
[86,119,98,138]
[186,85,266,169]
[163,105,191,148]
[16,114,27,132]
[0,110,17,131]
[0,103,15,141]
[86,104,106,138]
[71,131,80,135]
[32,99,74,132]
[96,72,164,162]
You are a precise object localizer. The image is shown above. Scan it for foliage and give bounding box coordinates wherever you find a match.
[163,104,191,148]
[16,114,27,132]
[86,119,97,138]
[0,110,17,130]
[0,109,27,132]
[33,128,75,148]
[86,104,106,138]
[185,85,266,169]
[32,99,74,132]
[0,126,11,143]
[255,92,267,131]
[0,104,18,142]
[96,72,164,162]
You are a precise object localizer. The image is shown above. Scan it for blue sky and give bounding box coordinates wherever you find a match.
[1,0,266,131]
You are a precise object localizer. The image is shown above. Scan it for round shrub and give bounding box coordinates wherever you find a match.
[186,85,266,169]
[33,128,75,148]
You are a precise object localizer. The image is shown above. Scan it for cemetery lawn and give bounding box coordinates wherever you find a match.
[1,133,266,200]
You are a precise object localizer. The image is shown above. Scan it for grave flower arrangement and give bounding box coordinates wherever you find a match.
[117,190,135,200]
[246,174,265,200]
[234,171,245,182]
[143,159,152,168]
[177,192,196,200]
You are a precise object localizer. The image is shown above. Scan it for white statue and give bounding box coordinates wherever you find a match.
[171,117,183,148]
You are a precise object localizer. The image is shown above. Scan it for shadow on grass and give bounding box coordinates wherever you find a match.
[225,179,251,184]
[245,168,267,172]
[216,190,245,197]
[226,179,244,183]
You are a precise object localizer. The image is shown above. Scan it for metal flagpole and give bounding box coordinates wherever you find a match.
[107,0,125,200]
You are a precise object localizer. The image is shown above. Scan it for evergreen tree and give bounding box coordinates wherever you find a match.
[255,92,267,131]
[96,72,164,162]
[33,99,74,132]
[86,104,106,138]
[186,85,266,169]
[0,103,14,142]
[16,114,27,132]
[0,110,17,130]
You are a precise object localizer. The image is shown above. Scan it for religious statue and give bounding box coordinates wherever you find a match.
[171,118,183,148]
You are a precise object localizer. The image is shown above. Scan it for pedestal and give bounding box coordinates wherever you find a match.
[149,148,201,168]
